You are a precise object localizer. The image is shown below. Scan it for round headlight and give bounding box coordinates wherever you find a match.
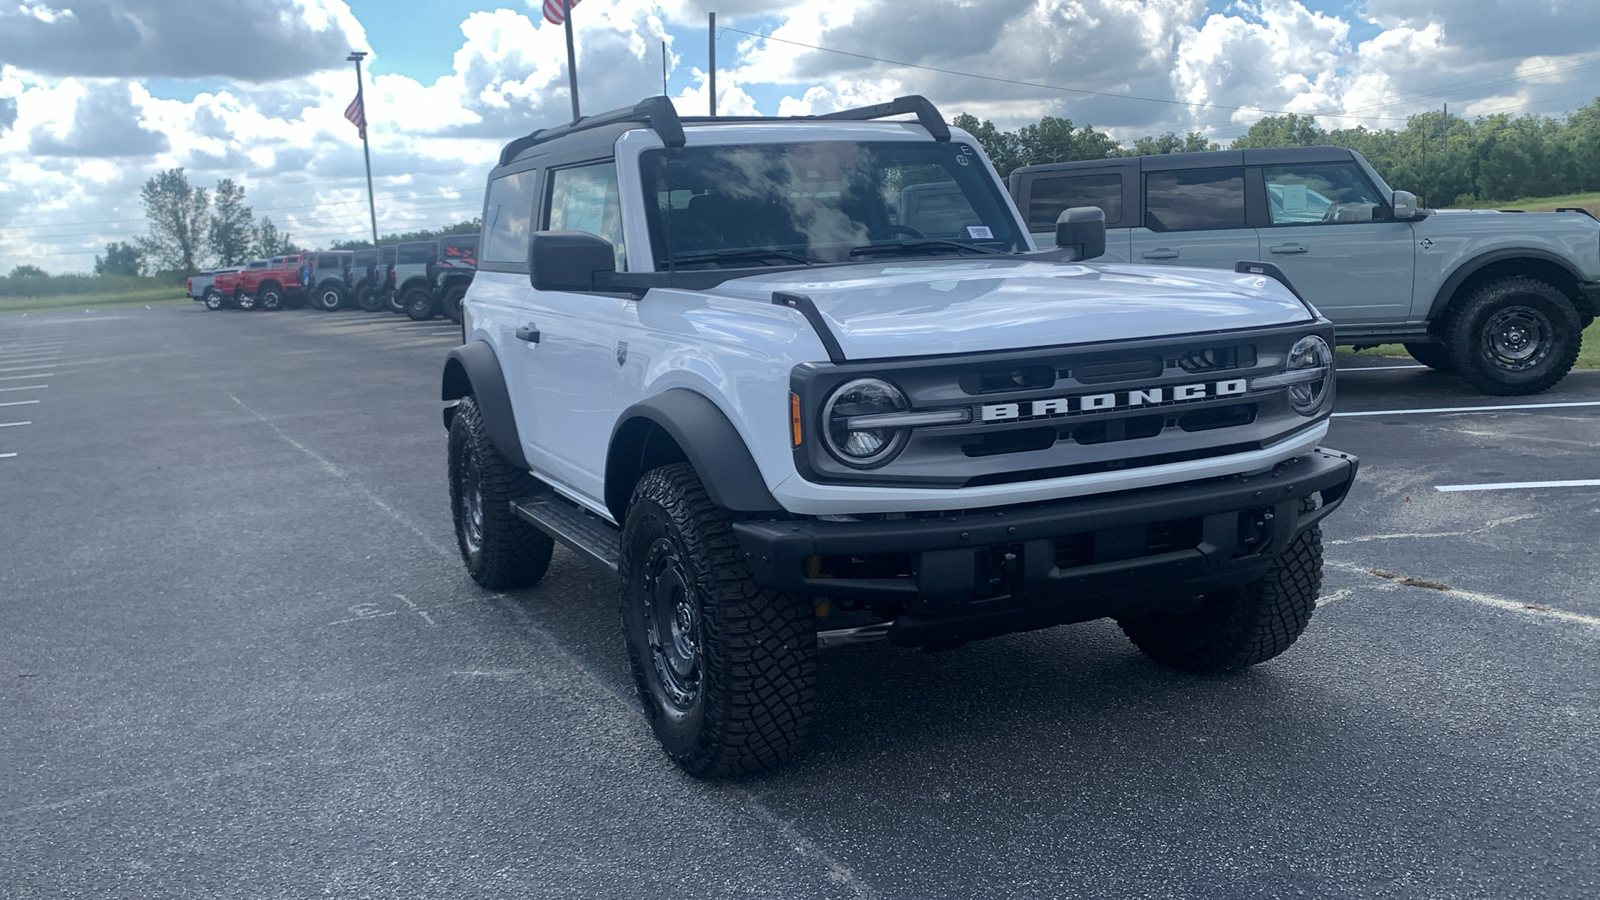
[1286,335,1332,415]
[822,378,910,467]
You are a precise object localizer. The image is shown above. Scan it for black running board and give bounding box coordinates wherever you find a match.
[511,493,621,572]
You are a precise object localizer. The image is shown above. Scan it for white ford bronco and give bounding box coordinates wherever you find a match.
[441,96,1359,776]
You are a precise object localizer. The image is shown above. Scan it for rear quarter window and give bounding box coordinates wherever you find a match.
[1144,168,1246,231]
[1027,173,1123,230]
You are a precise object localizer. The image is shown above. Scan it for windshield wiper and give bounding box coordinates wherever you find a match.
[668,248,824,267]
[848,238,1006,258]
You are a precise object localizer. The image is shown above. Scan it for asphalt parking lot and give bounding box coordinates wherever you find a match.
[2,303,1596,899]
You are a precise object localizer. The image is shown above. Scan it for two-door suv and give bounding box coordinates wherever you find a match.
[441,96,1358,776]
[1009,147,1600,395]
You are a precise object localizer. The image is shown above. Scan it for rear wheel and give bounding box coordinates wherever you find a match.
[403,288,436,321]
[355,285,382,312]
[620,463,816,777]
[1403,341,1454,372]
[313,285,345,311]
[442,285,467,324]
[1118,527,1323,674]
[447,395,553,589]
[259,287,284,311]
[384,289,405,314]
[1445,276,1581,395]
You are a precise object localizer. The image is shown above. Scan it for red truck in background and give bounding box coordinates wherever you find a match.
[235,254,308,310]
[212,259,269,310]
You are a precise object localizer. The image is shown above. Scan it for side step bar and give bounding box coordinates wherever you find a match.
[511,493,621,572]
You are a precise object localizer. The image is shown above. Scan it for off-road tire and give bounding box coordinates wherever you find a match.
[447,395,553,589]
[313,284,345,312]
[404,288,436,321]
[235,291,256,311]
[1445,276,1581,395]
[259,287,284,311]
[384,289,405,314]
[355,285,382,312]
[202,289,223,311]
[1403,341,1454,372]
[442,285,467,325]
[619,463,816,778]
[1118,527,1323,674]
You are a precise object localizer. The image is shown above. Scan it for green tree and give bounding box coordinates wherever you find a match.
[252,217,301,257]
[329,218,483,251]
[137,168,209,274]
[1124,132,1218,156]
[1230,113,1327,149]
[952,113,1022,177]
[93,241,145,276]
[209,178,255,266]
[8,264,48,279]
[1014,116,1118,167]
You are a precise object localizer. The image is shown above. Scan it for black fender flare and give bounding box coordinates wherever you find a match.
[607,389,782,522]
[441,341,528,470]
[1427,248,1592,322]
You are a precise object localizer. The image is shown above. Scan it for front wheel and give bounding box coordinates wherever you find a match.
[235,291,257,311]
[1118,527,1323,674]
[620,463,816,777]
[384,289,405,314]
[355,285,382,312]
[1445,276,1581,395]
[203,289,223,311]
[447,395,553,589]
[403,288,436,321]
[313,285,345,311]
[442,285,467,325]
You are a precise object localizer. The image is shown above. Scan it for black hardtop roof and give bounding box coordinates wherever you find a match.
[496,94,951,168]
[1011,145,1360,177]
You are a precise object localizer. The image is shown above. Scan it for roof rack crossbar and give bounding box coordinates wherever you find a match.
[498,96,685,166]
[815,95,950,142]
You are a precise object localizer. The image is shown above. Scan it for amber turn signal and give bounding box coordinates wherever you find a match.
[790,392,803,447]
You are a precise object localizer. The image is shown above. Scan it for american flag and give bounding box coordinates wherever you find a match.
[542,0,582,26]
[344,93,366,140]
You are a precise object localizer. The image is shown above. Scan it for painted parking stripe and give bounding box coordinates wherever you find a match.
[0,364,56,374]
[1334,400,1600,418]
[1436,479,1600,492]
[0,421,32,428]
[0,453,16,459]
[0,385,47,392]
[0,373,53,381]
[0,400,40,408]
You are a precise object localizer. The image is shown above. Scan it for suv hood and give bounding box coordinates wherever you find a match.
[709,260,1315,360]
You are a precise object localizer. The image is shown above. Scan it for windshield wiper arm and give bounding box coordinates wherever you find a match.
[848,238,1006,258]
[668,248,824,267]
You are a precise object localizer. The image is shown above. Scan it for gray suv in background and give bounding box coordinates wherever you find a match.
[1011,147,1600,395]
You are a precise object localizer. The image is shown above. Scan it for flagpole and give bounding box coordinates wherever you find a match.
[347,51,379,250]
[563,0,580,122]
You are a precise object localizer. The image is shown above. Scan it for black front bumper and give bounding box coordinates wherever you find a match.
[733,448,1357,647]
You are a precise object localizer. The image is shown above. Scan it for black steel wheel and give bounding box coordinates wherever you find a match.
[442,285,467,325]
[1445,276,1581,395]
[1118,527,1323,674]
[203,289,224,311]
[259,287,284,311]
[355,285,383,312]
[447,395,553,589]
[403,288,436,321]
[313,285,345,311]
[1403,341,1454,372]
[619,463,816,777]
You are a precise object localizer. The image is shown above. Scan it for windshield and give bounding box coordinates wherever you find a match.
[639,141,1024,269]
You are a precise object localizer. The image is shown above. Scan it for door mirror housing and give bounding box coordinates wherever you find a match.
[1055,206,1107,261]
[530,231,616,293]
[1391,190,1430,221]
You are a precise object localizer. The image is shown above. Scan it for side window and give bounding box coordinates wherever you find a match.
[483,169,539,265]
[1262,164,1387,225]
[1027,173,1122,230]
[547,161,627,271]
[1144,168,1245,232]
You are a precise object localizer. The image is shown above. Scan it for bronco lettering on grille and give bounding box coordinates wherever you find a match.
[981,378,1248,422]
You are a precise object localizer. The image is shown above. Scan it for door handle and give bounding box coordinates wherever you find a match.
[1141,249,1179,260]
[1269,243,1308,254]
[515,324,541,344]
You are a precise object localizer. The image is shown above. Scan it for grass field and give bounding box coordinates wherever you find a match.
[1343,318,1600,368]
[0,287,188,314]
[1489,191,1600,217]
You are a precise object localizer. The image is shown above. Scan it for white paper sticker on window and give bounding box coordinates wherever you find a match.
[1282,183,1308,212]
[966,225,993,239]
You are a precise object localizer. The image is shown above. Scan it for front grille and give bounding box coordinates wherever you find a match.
[963,441,1263,487]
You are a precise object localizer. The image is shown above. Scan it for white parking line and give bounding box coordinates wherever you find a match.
[0,384,47,392]
[0,400,40,408]
[1435,479,1600,492]
[0,373,54,381]
[0,453,16,459]
[1334,400,1600,418]
[0,364,56,373]
[0,421,32,428]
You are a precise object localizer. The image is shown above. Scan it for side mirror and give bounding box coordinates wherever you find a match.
[1055,206,1106,261]
[530,231,616,292]
[1391,190,1430,221]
